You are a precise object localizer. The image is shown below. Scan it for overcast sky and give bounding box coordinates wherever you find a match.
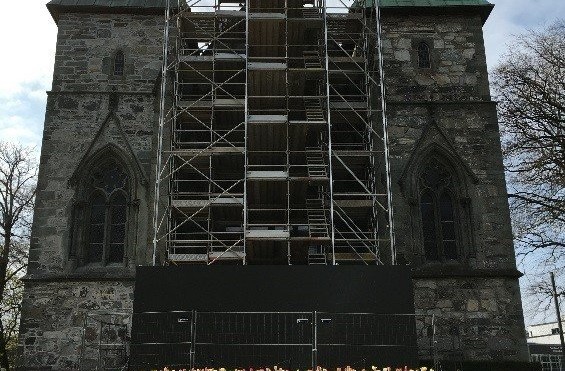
[0,0,563,324]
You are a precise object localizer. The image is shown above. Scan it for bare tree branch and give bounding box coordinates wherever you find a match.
[0,142,37,370]
[492,20,565,320]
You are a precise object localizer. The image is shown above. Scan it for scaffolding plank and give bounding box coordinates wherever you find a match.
[330,102,366,109]
[333,150,372,156]
[172,198,244,210]
[179,55,214,63]
[247,171,288,180]
[210,197,244,205]
[288,120,326,125]
[215,98,245,107]
[180,12,215,18]
[248,62,287,70]
[170,147,245,156]
[178,99,245,108]
[326,13,363,20]
[215,52,246,61]
[329,56,365,63]
[249,12,286,19]
[209,251,245,260]
[180,10,246,18]
[334,199,373,208]
[216,10,245,17]
[246,230,290,240]
[247,115,288,124]
[168,253,208,262]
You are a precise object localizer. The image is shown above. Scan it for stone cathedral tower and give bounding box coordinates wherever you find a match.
[18,0,529,369]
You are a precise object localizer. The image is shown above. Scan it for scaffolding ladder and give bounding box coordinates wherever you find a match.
[152,0,396,266]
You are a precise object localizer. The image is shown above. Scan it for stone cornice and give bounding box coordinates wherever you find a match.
[412,266,523,279]
[387,100,498,106]
[47,90,155,96]
[23,270,136,283]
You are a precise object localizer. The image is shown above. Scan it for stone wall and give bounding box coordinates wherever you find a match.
[52,13,164,92]
[28,92,157,275]
[382,13,491,102]
[27,12,163,276]
[387,102,516,271]
[18,11,163,370]
[381,12,518,273]
[18,280,134,369]
[17,6,529,369]
[414,277,528,361]
[381,12,529,361]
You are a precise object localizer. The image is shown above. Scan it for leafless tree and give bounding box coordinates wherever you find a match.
[492,20,565,319]
[0,142,37,370]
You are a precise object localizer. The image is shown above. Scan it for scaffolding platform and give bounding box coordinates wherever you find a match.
[152,0,395,266]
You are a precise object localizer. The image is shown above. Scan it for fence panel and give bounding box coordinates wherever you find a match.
[194,312,313,369]
[129,311,425,369]
[79,312,129,371]
[316,313,419,367]
[130,311,194,368]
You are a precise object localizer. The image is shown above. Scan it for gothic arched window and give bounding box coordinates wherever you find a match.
[417,42,431,69]
[419,159,459,261]
[114,50,125,76]
[85,160,129,265]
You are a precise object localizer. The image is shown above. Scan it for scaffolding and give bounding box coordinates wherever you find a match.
[152,0,395,265]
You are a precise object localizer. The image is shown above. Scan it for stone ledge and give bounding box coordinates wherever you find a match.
[23,269,136,282]
[23,266,522,282]
[412,265,523,279]
[387,99,497,105]
[47,90,155,95]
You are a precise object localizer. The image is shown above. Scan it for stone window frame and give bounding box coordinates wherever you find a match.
[114,49,125,76]
[68,145,141,270]
[401,143,478,266]
[104,49,131,80]
[417,41,432,69]
[411,38,436,71]
[417,155,463,262]
[84,160,129,266]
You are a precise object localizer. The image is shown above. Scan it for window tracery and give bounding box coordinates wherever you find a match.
[418,158,459,262]
[85,160,129,265]
[417,42,431,69]
[114,50,125,76]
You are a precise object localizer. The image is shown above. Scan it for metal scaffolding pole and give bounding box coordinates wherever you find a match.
[152,0,172,266]
[375,0,397,264]
[153,0,395,266]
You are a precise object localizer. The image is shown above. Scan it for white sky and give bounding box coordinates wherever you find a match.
[0,0,563,325]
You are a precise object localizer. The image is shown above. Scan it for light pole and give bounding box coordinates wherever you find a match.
[550,272,565,361]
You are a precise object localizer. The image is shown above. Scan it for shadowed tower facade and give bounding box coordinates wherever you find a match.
[18,0,529,368]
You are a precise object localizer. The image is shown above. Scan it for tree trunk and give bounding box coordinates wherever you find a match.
[0,232,12,370]
[0,319,10,371]
[0,232,11,310]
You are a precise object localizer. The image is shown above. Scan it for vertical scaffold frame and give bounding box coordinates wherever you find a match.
[152,0,395,266]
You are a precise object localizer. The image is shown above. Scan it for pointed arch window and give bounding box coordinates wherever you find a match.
[114,50,125,76]
[417,42,431,69]
[418,158,459,261]
[85,160,129,265]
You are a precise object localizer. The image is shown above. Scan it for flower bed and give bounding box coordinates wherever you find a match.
[154,366,434,371]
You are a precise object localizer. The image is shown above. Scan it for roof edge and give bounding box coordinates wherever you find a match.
[46,3,167,24]
[46,2,494,25]
[381,4,494,24]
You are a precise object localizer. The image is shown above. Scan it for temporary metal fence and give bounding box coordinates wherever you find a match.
[129,311,422,370]
[78,312,131,371]
[79,310,516,370]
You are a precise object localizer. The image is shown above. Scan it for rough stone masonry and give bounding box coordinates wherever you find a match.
[17,1,529,369]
